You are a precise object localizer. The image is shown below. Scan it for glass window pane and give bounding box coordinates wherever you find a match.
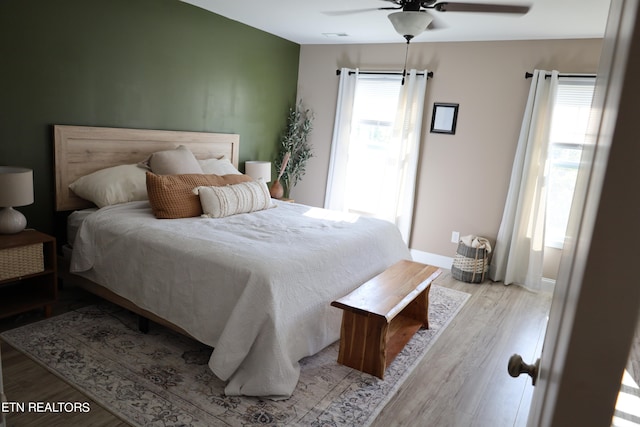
[545,79,595,248]
[345,76,402,218]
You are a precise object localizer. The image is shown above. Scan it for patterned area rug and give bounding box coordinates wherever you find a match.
[1,285,469,427]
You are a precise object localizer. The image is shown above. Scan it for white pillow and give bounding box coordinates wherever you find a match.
[69,164,148,208]
[193,179,273,218]
[139,145,203,175]
[198,158,242,175]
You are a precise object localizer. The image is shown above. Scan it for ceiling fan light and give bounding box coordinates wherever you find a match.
[388,11,433,38]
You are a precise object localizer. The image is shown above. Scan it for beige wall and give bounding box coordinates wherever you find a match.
[294,39,602,275]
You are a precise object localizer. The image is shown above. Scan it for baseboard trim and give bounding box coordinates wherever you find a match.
[541,277,556,293]
[411,249,556,292]
[410,249,454,270]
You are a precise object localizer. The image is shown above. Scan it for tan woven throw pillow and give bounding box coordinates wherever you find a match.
[146,172,252,219]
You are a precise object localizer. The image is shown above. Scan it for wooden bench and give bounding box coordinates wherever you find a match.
[331,260,442,379]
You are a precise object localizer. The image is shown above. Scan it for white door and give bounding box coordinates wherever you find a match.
[522,1,640,425]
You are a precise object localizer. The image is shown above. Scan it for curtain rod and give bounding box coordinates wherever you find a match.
[525,71,596,79]
[336,69,434,79]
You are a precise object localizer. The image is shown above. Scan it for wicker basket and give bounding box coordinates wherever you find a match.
[0,243,44,281]
[451,241,489,284]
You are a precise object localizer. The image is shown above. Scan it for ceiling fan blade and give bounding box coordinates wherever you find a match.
[433,2,530,14]
[428,14,448,29]
[323,8,382,16]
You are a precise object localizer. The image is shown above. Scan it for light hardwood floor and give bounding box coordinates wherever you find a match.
[372,271,551,427]
[0,271,556,427]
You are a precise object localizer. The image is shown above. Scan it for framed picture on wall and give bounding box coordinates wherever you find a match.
[430,103,459,135]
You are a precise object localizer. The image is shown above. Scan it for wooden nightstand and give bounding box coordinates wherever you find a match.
[0,230,57,319]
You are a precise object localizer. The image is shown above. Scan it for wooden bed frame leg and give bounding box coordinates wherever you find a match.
[138,316,149,334]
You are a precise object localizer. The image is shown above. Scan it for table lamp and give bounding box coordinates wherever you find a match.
[0,167,34,234]
[244,161,271,183]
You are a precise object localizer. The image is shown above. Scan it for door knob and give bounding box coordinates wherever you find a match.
[508,354,540,386]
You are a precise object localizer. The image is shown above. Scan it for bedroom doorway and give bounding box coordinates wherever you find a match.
[525,0,640,424]
[325,69,429,243]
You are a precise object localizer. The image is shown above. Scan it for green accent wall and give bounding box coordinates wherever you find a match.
[0,0,300,236]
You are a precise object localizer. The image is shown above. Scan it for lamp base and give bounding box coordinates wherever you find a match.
[0,207,27,234]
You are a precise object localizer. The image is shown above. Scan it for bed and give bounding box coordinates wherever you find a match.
[54,125,412,398]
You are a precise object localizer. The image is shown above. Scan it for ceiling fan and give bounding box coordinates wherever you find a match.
[360,1,529,84]
[331,1,531,42]
[384,0,530,41]
[385,0,529,41]
[325,0,529,83]
[380,0,530,15]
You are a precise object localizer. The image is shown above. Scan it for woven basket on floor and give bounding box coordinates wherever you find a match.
[451,241,489,284]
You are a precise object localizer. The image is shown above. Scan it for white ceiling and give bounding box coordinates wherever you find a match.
[181,0,610,45]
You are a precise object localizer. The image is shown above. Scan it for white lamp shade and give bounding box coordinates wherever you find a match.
[244,161,271,183]
[0,167,33,207]
[0,167,33,234]
[388,11,433,38]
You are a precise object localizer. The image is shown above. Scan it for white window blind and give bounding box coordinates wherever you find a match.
[546,77,595,248]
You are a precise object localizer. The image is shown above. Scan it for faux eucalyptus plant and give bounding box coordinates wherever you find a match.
[273,101,314,199]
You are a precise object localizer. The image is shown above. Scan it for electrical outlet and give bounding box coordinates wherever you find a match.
[451,231,460,243]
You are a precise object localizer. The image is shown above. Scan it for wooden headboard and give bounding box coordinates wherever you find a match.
[54,125,240,211]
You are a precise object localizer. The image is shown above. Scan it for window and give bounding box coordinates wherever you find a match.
[326,69,428,242]
[546,78,595,248]
[345,75,403,218]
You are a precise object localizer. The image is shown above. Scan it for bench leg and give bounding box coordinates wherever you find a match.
[336,312,388,379]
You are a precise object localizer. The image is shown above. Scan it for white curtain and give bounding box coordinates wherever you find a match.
[324,68,428,244]
[390,70,428,243]
[489,69,559,291]
[324,68,358,211]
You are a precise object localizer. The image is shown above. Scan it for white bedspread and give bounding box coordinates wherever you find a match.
[70,200,411,398]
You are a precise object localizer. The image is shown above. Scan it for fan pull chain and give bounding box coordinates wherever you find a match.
[401,40,410,86]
